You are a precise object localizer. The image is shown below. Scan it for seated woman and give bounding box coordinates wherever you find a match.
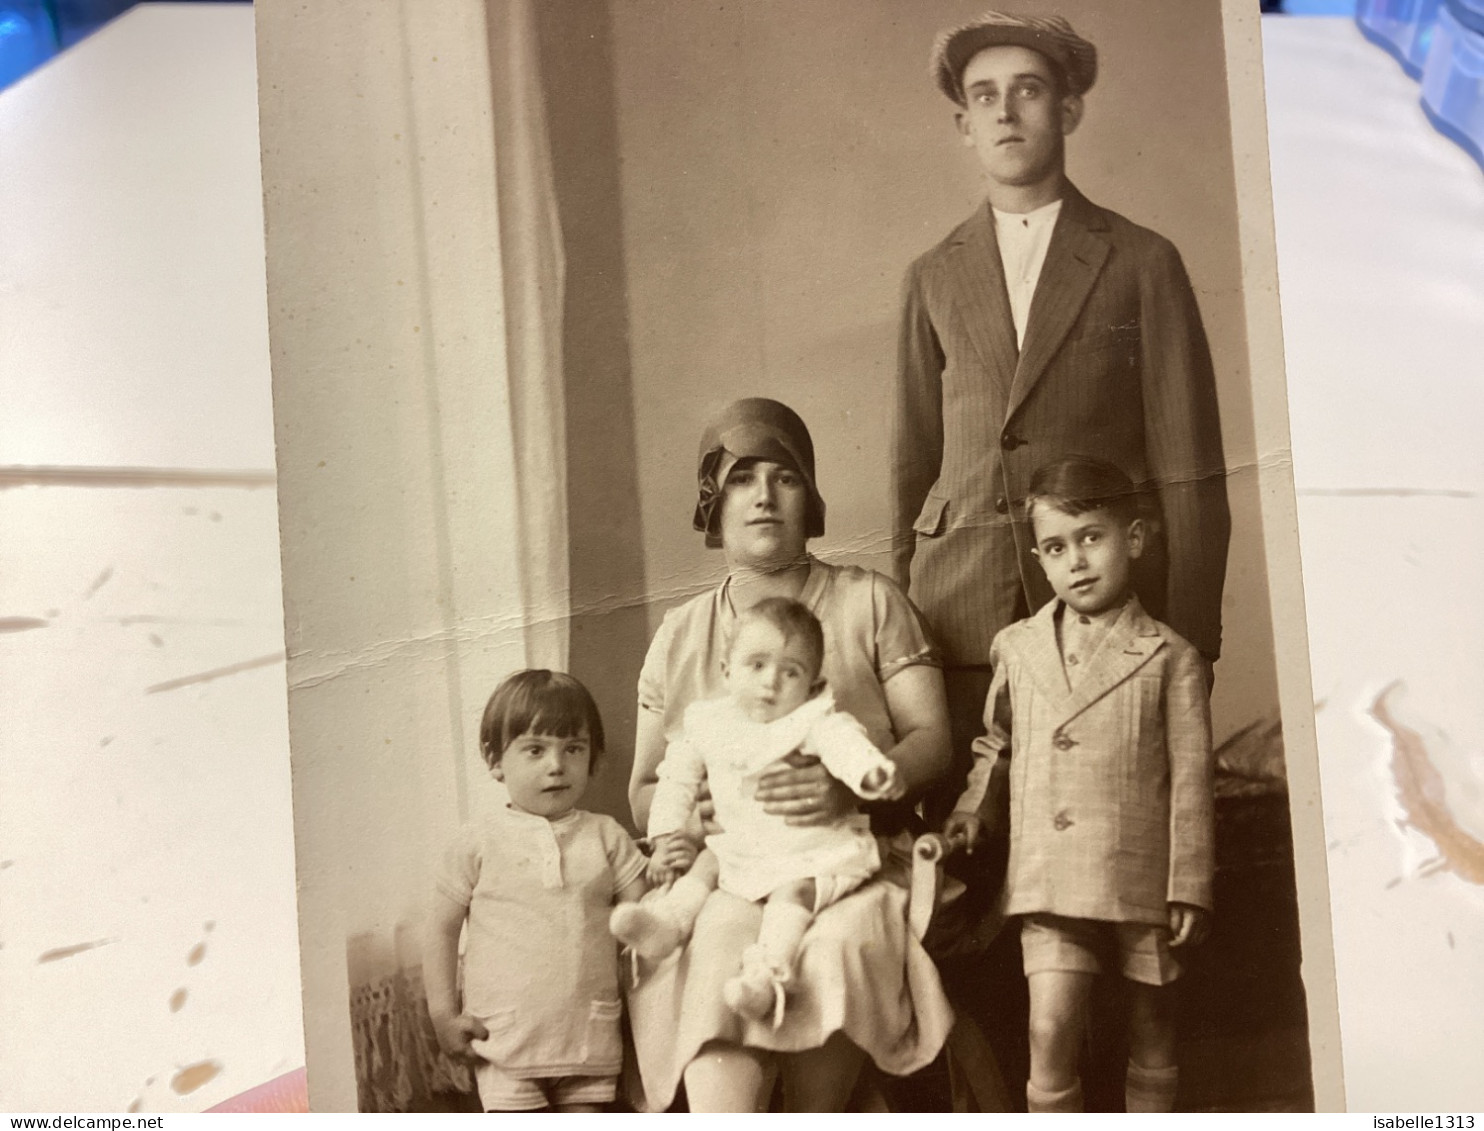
[625,397,955,1112]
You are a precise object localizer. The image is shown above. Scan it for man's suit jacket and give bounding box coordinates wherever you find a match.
[956,597,1215,923]
[892,184,1231,667]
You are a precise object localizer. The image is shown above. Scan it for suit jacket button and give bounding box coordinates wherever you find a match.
[1001,432,1024,450]
[1053,733,1076,750]
[994,495,1008,514]
[1053,811,1073,831]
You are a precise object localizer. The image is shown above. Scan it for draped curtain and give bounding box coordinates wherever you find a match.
[258,0,569,1109]
[343,0,571,1112]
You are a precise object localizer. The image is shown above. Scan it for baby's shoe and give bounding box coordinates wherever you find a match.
[723,945,789,1028]
[610,901,686,961]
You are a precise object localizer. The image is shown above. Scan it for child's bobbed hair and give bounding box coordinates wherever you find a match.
[729,596,826,679]
[1026,455,1145,526]
[478,670,606,771]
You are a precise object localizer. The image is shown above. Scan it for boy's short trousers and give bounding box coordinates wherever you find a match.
[473,1063,616,1112]
[1020,912,1182,986]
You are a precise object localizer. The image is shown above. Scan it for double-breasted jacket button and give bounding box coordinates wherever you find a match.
[1001,431,1026,450]
[994,495,1009,514]
[1053,732,1076,751]
[1053,811,1073,831]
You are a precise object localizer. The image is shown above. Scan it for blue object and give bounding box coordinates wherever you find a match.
[1282,0,1360,12]
[1420,1,1484,170]
[1446,0,1484,32]
[0,1,59,90]
[1357,0,1445,75]
[0,1,247,91]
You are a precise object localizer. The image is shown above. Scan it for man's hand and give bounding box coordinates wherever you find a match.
[755,751,855,827]
[645,832,698,885]
[430,1011,489,1061]
[1168,902,1210,948]
[942,810,985,854]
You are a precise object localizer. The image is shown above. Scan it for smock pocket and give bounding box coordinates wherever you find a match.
[913,493,949,537]
[468,1008,519,1064]
[583,998,623,1068]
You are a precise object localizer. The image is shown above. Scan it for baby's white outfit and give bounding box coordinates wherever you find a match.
[647,688,895,905]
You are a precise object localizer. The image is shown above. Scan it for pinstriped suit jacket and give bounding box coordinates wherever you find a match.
[891,185,1231,667]
[956,597,1215,922]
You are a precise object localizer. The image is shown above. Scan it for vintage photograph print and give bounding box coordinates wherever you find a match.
[256,0,1343,1112]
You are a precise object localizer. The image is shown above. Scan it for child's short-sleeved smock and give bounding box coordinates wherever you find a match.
[434,806,645,1079]
[628,557,954,1110]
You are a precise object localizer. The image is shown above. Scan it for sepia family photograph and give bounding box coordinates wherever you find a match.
[255,0,1342,1112]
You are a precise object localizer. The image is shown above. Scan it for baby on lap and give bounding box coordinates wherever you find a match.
[611,596,904,1025]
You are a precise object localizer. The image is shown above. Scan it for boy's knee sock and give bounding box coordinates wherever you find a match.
[1025,1079,1083,1113]
[755,899,814,976]
[1125,1062,1178,1113]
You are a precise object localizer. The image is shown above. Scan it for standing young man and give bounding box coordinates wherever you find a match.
[893,11,1231,817]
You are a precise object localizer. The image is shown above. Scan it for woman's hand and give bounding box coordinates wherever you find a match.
[755,751,855,827]
[430,1011,489,1061]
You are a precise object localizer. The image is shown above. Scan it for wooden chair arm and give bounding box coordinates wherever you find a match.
[908,832,953,943]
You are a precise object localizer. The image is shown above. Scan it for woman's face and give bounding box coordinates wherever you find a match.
[717,457,810,567]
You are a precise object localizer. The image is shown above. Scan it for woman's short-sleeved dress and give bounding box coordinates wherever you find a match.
[627,557,955,1109]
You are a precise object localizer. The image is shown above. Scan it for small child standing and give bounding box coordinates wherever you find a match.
[424,670,646,1113]
[611,597,905,1025]
[945,456,1215,1114]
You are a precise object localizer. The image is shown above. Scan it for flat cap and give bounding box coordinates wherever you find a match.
[931,10,1097,104]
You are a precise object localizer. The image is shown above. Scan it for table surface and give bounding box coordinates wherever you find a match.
[1,5,1481,1113]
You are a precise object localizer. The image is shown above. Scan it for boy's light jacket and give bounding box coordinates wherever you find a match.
[957,596,1214,924]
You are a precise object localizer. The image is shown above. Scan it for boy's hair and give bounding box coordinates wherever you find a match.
[477,670,605,770]
[729,597,825,679]
[1026,455,1144,528]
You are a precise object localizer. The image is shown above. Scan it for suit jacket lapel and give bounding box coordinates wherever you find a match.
[1017,599,1072,702]
[946,202,1019,388]
[1059,597,1164,726]
[1005,185,1111,423]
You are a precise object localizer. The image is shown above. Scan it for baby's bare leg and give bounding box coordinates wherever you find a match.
[1125,980,1179,1112]
[769,878,816,913]
[757,878,816,968]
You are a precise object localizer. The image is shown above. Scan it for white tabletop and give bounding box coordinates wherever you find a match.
[0,4,1480,1113]
[1266,18,1484,1113]
[0,4,301,1114]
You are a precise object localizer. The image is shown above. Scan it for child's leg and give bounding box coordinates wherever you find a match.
[610,848,719,960]
[1124,980,1179,1112]
[755,878,816,971]
[724,879,816,1024]
[542,1073,619,1112]
[1026,969,1096,1111]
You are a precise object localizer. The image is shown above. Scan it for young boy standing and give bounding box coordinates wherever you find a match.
[946,456,1215,1113]
[893,11,1230,815]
